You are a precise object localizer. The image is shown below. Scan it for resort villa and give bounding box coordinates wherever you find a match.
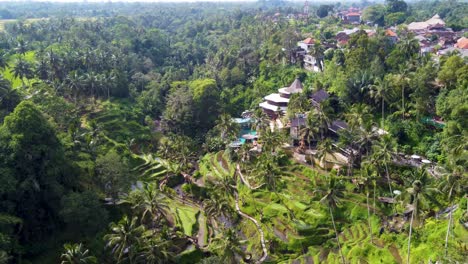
[259,78,303,119]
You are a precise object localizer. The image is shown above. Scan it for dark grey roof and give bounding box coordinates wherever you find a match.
[329,120,348,133]
[290,117,306,128]
[311,89,329,105]
[286,78,303,93]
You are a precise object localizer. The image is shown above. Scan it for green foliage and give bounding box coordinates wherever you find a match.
[60,191,109,236]
[0,101,76,246]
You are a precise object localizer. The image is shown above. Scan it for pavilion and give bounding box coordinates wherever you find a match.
[259,78,303,119]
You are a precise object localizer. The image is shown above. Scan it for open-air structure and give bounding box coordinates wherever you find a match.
[259,78,303,119]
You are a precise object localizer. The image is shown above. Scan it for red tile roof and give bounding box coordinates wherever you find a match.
[385,29,397,37]
[303,37,315,45]
[455,37,468,49]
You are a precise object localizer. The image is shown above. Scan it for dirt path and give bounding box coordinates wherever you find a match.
[197,213,207,248]
[234,192,268,263]
[236,163,264,190]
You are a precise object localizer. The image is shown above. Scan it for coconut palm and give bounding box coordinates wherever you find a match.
[344,103,372,130]
[405,169,439,264]
[135,154,182,189]
[252,153,282,191]
[105,216,145,264]
[137,233,175,264]
[215,113,240,144]
[123,183,170,227]
[0,251,9,264]
[260,129,285,153]
[0,50,9,70]
[314,176,346,264]
[210,228,244,264]
[12,58,34,86]
[371,135,396,210]
[369,78,390,128]
[310,103,330,140]
[438,166,466,258]
[252,108,270,134]
[299,113,320,151]
[60,243,97,264]
[359,164,379,244]
[316,138,335,166]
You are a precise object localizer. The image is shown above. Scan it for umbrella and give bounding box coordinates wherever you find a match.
[242,134,257,140]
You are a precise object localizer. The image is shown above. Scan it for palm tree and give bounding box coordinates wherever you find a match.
[0,251,10,264]
[369,78,390,128]
[12,58,34,86]
[310,42,325,72]
[0,76,19,112]
[360,164,379,244]
[314,176,346,264]
[252,108,270,134]
[123,183,170,227]
[310,103,330,140]
[210,228,244,264]
[0,50,9,70]
[260,129,285,153]
[299,113,319,152]
[316,138,335,167]
[215,113,240,144]
[438,167,466,258]
[135,154,182,189]
[405,169,439,264]
[105,216,145,264]
[344,103,372,130]
[60,243,97,264]
[371,135,396,210]
[252,153,282,191]
[137,234,174,264]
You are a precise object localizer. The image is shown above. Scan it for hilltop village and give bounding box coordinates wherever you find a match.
[0,1,466,263]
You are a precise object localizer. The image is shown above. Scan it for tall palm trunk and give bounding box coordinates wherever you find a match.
[407,209,415,264]
[330,206,345,264]
[444,205,453,258]
[366,192,373,244]
[381,99,385,128]
[384,163,395,213]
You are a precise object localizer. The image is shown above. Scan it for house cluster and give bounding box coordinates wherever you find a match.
[407,14,467,57]
[337,7,362,24]
[295,37,324,72]
[335,27,398,47]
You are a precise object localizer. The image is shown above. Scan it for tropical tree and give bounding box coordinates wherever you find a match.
[260,129,285,153]
[252,108,270,134]
[316,138,335,166]
[369,78,390,128]
[359,163,379,244]
[105,216,145,264]
[438,167,466,258]
[252,153,282,191]
[123,183,170,227]
[371,135,396,209]
[314,176,346,264]
[0,50,9,70]
[12,58,34,86]
[214,113,239,144]
[60,243,97,264]
[405,169,439,264]
[135,154,182,189]
[209,228,244,264]
[137,233,175,264]
[299,114,319,151]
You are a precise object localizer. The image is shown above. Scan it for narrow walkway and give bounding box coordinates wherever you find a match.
[236,163,264,190]
[234,192,268,263]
